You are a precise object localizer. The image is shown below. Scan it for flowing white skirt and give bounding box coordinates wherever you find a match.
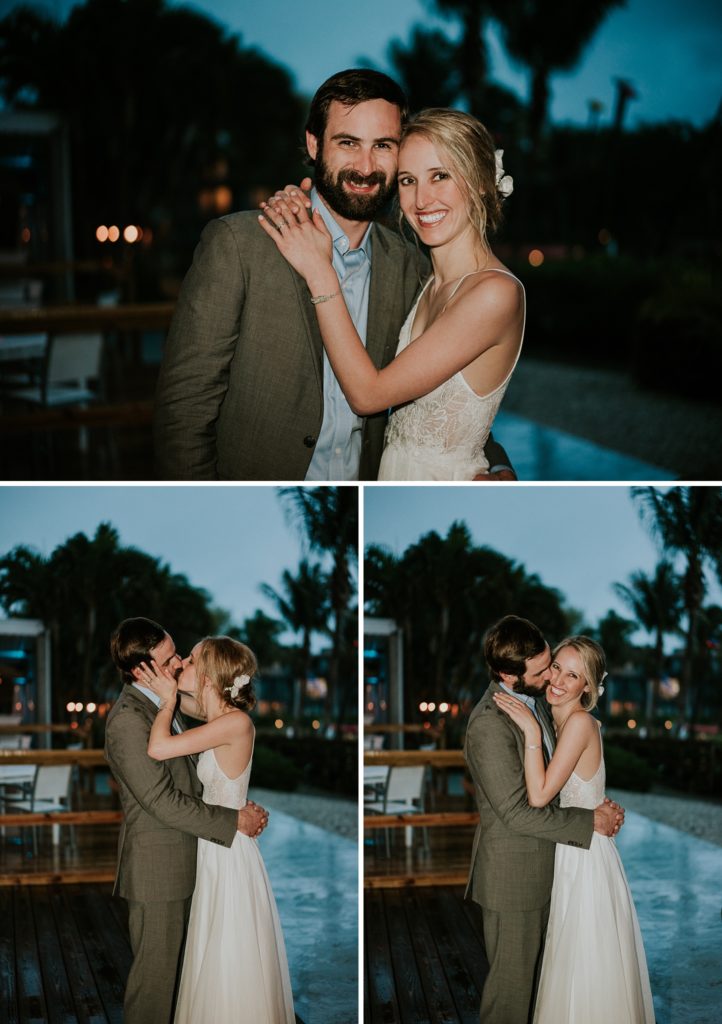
[534,834,655,1023]
[174,832,295,1024]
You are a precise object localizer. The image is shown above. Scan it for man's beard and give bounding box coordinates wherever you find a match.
[512,678,549,698]
[315,149,396,222]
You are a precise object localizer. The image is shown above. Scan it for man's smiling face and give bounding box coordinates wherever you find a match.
[308,98,401,221]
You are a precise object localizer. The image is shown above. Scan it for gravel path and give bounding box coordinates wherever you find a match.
[503,359,722,479]
[602,789,722,847]
[251,786,357,840]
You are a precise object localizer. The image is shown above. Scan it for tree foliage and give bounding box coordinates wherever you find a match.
[365,521,569,717]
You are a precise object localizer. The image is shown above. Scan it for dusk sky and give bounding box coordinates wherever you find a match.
[7,0,719,128]
[0,486,327,639]
[363,485,722,640]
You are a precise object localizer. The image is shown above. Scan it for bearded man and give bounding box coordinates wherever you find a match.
[154,68,510,480]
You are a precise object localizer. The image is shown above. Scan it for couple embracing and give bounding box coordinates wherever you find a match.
[105,617,294,1024]
[465,615,655,1023]
[155,68,523,482]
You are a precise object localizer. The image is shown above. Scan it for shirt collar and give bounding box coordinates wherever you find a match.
[310,186,373,259]
[132,681,161,708]
[499,681,537,711]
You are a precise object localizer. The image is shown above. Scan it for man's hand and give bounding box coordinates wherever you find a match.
[237,800,269,838]
[472,469,518,482]
[593,797,625,836]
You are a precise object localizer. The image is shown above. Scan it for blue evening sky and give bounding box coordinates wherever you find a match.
[0,486,321,637]
[4,0,720,128]
[363,485,722,639]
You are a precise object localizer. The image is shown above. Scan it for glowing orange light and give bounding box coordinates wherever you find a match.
[123,224,139,243]
[664,720,673,731]
[214,186,233,213]
[312,720,320,730]
[96,225,109,243]
[627,719,637,729]
[528,249,544,267]
[274,718,284,729]
[108,225,120,243]
[21,227,31,243]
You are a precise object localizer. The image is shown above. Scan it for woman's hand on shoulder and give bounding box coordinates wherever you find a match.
[257,193,335,292]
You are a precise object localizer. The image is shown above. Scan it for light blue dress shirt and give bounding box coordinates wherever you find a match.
[499,682,555,761]
[132,682,182,733]
[304,188,373,481]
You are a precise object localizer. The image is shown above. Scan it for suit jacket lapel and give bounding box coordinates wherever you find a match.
[367,225,405,370]
[289,264,324,390]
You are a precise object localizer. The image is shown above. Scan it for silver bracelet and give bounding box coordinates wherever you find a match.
[525,744,541,750]
[310,290,340,305]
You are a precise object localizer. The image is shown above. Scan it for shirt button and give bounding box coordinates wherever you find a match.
[303,435,316,448]
[334,447,342,456]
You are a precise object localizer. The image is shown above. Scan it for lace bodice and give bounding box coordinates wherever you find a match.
[380,270,525,478]
[196,742,253,811]
[559,755,605,810]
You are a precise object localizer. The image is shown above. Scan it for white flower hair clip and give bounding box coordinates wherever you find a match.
[227,674,250,699]
[598,670,608,696]
[494,149,514,198]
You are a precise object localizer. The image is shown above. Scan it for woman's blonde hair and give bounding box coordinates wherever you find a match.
[552,635,606,712]
[400,108,506,262]
[194,636,257,714]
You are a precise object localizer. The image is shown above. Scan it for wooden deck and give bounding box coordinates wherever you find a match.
[365,886,488,1024]
[0,884,130,1024]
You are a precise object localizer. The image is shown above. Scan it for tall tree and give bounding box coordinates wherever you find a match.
[279,487,357,726]
[632,486,722,730]
[493,0,625,146]
[613,561,682,726]
[432,0,493,117]
[260,560,330,721]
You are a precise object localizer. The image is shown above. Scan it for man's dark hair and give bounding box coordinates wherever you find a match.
[110,617,166,684]
[484,615,547,683]
[304,68,409,165]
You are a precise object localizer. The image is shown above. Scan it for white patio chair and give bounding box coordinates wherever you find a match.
[2,763,74,853]
[365,764,428,853]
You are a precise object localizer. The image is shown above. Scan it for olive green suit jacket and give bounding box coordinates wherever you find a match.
[104,684,237,903]
[463,680,594,912]
[154,211,510,480]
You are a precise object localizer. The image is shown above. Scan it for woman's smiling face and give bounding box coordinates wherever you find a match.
[397,134,470,248]
[546,645,590,709]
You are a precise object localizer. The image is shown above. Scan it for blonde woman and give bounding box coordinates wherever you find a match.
[138,636,294,1024]
[493,636,655,1024]
[259,108,524,481]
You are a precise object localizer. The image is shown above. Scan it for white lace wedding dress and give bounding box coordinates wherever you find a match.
[174,743,295,1024]
[377,269,525,480]
[533,748,655,1023]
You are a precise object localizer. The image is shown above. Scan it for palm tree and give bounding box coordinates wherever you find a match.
[493,0,625,147]
[260,560,330,722]
[614,561,683,727]
[278,487,357,727]
[386,25,461,112]
[432,0,494,117]
[632,487,722,731]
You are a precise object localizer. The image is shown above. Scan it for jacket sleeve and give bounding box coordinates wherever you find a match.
[154,218,246,479]
[465,708,594,848]
[105,707,238,847]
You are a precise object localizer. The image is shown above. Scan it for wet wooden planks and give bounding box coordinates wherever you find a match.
[365,885,488,1024]
[0,884,130,1024]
